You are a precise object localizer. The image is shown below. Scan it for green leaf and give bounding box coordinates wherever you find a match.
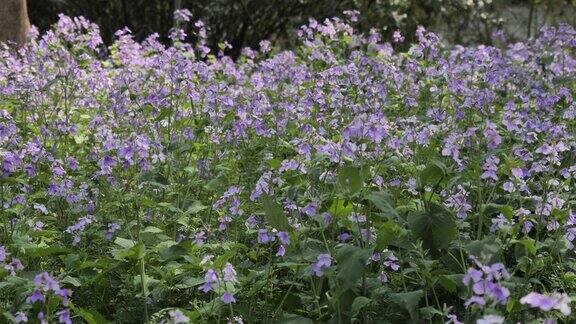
[335,245,371,292]
[328,199,353,219]
[155,107,174,122]
[62,276,82,287]
[438,274,463,293]
[277,314,314,324]
[74,307,109,324]
[351,296,372,315]
[420,160,447,186]
[408,204,456,252]
[390,290,423,319]
[514,237,537,257]
[376,220,403,249]
[114,237,136,249]
[262,196,290,230]
[365,191,399,219]
[143,226,163,234]
[114,242,146,260]
[186,201,208,214]
[25,245,70,258]
[338,166,363,194]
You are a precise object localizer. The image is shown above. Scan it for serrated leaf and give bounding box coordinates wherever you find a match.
[335,245,371,292]
[62,276,82,287]
[25,245,70,258]
[143,226,163,234]
[376,220,402,249]
[338,166,363,194]
[328,199,353,219]
[351,296,372,315]
[365,191,399,219]
[390,290,423,319]
[438,274,463,293]
[408,204,456,252]
[114,237,136,249]
[262,196,290,231]
[420,160,447,186]
[186,201,208,214]
[74,307,109,324]
[278,314,314,324]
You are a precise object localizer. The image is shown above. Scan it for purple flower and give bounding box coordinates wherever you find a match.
[338,232,350,242]
[257,229,275,244]
[301,202,317,216]
[14,312,27,323]
[222,263,237,283]
[311,253,332,277]
[444,185,472,219]
[462,260,510,307]
[520,292,572,315]
[484,120,501,150]
[57,309,71,324]
[221,292,236,304]
[26,289,45,304]
[279,159,300,173]
[445,314,463,324]
[490,213,514,232]
[104,223,121,240]
[0,246,10,262]
[192,231,207,246]
[173,9,192,22]
[276,245,286,257]
[199,269,218,293]
[276,231,290,245]
[481,155,500,181]
[168,309,190,323]
[476,315,504,324]
[393,30,405,43]
[4,257,24,276]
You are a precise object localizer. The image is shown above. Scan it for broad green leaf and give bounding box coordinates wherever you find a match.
[335,245,371,292]
[186,201,208,214]
[74,307,109,324]
[376,220,403,249]
[365,191,399,219]
[328,199,353,219]
[143,226,163,233]
[114,242,146,260]
[277,314,314,324]
[62,276,82,287]
[390,290,423,319]
[351,296,372,315]
[114,237,136,249]
[408,204,456,252]
[262,196,290,230]
[338,166,363,194]
[25,245,70,258]
[420,160,447,186]
[438,274,463,293]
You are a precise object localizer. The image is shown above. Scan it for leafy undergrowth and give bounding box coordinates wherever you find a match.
[0,10,576,324]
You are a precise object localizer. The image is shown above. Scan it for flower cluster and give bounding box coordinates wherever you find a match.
[520,292,572,316]
[0,7,573,323]
[463,260,510,308]
[199,263,238,304]
[0,246,24,276]
[25,272,71,323]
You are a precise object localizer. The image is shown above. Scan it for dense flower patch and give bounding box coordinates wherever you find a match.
[0,10,575,323]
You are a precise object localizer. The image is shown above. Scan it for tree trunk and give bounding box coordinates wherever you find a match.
[0,0,30,45]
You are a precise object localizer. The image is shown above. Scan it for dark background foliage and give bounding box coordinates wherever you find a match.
[27,0,576,56]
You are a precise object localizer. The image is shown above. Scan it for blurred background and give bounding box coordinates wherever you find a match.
[27,0,576,56]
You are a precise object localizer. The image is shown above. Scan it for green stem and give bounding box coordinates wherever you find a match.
[140,257,149,322]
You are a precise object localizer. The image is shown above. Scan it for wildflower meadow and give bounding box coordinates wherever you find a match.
[0,9,575,323]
